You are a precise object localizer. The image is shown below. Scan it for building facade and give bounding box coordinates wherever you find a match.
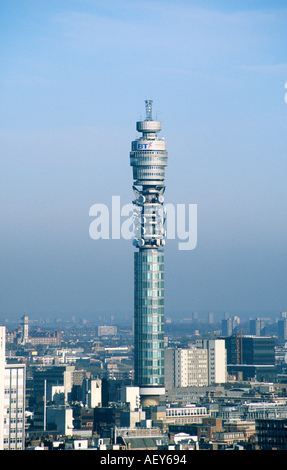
[0,327,5,450]
[256,418,287,450]
[3,363,26,450]
[0,327,26,451]
[165,340,227,389]
[203,339,227,385]
[165,347,208,389]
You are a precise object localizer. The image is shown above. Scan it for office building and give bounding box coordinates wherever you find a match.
[256,418,287,450]
[130,100,168,406]
[225,334,276,381]
[225,335,275,366]
[202,339,227,385]
[165,340,227,388]
[165,347,208,389]
[3,364,26,450]
[0,327,5,450]
[0,327,26,450]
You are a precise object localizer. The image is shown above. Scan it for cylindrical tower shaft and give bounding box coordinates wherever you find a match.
[130,100,168,406]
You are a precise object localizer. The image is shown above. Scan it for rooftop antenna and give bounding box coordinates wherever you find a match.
[145,99,153,121]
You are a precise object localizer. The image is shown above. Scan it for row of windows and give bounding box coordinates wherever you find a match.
[139,377,165,385]
[141,367,165,376]
[140,273,164,280]
[4,438,23,444]
[135,307,164,315]
[139,333,164,342]
[4,417,23,423]
[131,150,167,156]
[142,341,164,349]
[139,299,164,306]
[139,255,164,262]
[136,171,165,176]
[141,324,164,332]
[138,264,164,271]
[141,350,165,358]
[131,156,168,164]
[141,290,164,297]
[140,281,164,288]
[141,315,164,323]
[5,398,23,404]
[142,360,164,367]
[166,408,208,417]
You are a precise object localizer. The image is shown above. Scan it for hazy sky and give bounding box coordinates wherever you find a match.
[1,0,287,322]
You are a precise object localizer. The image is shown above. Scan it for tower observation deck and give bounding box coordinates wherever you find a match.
[130,100,168,406]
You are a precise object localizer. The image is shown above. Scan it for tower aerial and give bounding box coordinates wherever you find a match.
[130,100,168,406]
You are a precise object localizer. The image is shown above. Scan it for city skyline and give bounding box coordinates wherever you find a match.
[1,1,287,320]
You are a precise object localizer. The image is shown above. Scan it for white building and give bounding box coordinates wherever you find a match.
[202,339,227,384]
[165,339,227,389]
[83,378,102,408]
[121,385,140,411]
[166,404,209,424]
[3,364,26,450]
[0,327,26,450]
[165,347,208,389]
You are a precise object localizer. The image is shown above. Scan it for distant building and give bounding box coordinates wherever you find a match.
[222,317,240,336]
[207,312,214,324]
[98,325,117,337]
[20,315,29,345]
[28,330,61,346]
[278,319,287,341]
[250,318,266,336]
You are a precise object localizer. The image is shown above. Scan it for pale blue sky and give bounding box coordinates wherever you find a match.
[1,0,287,322]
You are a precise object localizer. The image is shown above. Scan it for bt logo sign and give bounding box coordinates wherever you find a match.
[137,142,152,150]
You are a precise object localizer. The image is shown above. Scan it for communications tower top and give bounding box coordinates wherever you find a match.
[136,99,161,135]
[145,100,153,121]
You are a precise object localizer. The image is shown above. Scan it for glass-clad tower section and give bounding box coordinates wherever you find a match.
[130,100,168,406]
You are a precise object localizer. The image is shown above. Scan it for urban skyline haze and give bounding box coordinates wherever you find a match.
[1,0,287,321]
